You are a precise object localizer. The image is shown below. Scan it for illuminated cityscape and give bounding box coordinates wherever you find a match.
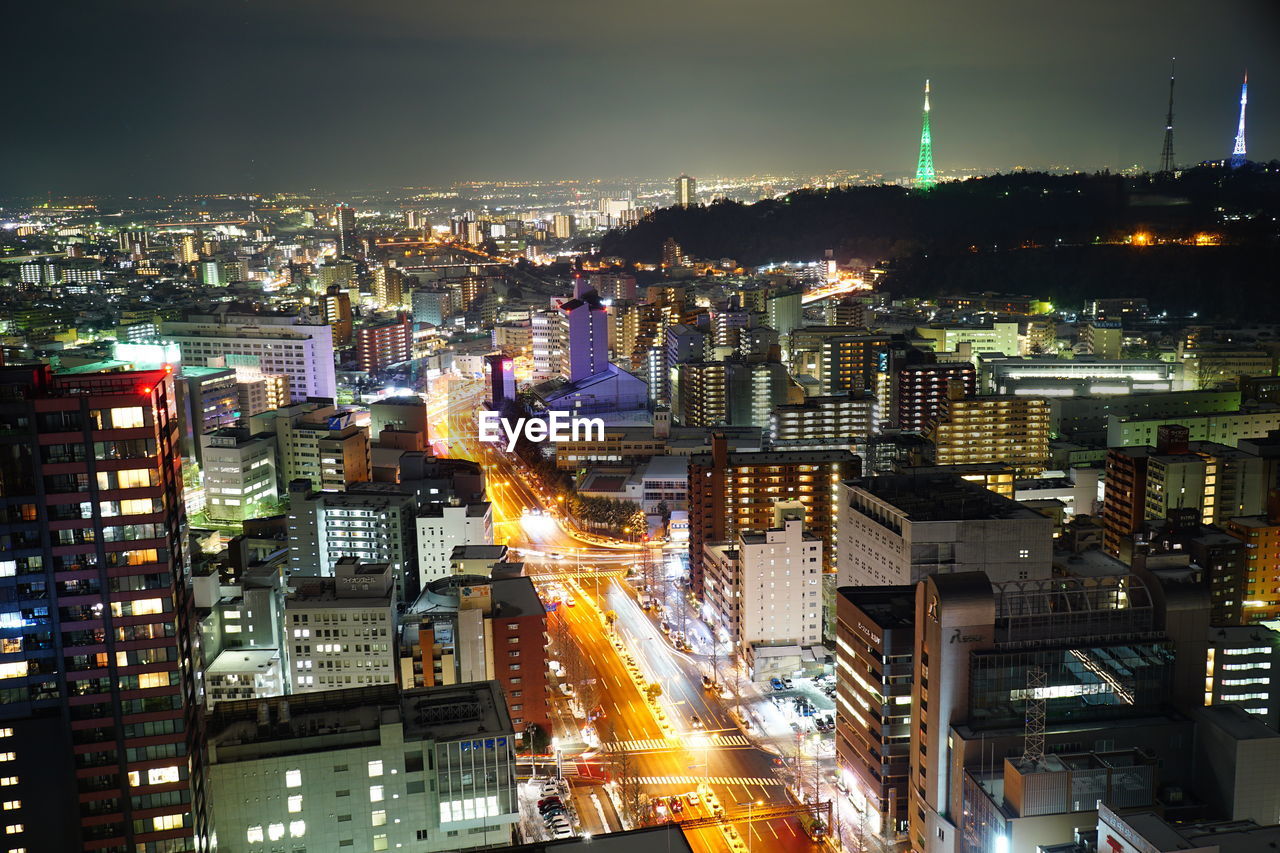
[0,2,1279,853]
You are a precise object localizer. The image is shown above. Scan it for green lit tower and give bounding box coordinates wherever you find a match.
[915,79,937,189]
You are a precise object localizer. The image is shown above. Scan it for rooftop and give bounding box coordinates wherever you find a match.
[847,472,1044,522]
[837,585,916,630]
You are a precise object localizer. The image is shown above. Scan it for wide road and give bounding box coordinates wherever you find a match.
[425,385,824,852]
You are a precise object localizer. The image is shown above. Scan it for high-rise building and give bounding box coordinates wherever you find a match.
[550,213,574,239]
[320,285,353,347]
[897,362,977,433]
[334,203,356,256]
[561,288,609,382]
[835,585,915,839]
[177,233,200,264]
[205,682,517,853]
[372,265,406,309]
[0,365,206,851]
[415,502,494,587]
[836,471,1053,588]
[688,435,856,595]
[672,362,728,426]
[162,313,337,402]
[908,570,1207,853]
[925,383,1050,475]
[769,394,878,450]
[402,575,550,738]
[356,316,413,373]
[202,427,279,522]
[412,288,453,327]
[703,503,824,660]
[284,558,398,694]
[249,403,371,491]
[1224,502,1280,624]
[676,174,697,207]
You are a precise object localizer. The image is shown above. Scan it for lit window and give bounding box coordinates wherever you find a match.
[0,779,15,787]
[109,407,146,428]
[287,795,302,813]
[289,820,305,838]
[152,814,184,831]
[0,666,24,681]
[267,823,284,841]
[246,825,264,843]
[148,766,180,785]
[369,785,384,802]
[4,825,20,835]
[373,834,389,851]
[130,599,164,616]
[0,756,14,764]
[285,769,301,788]
[1,802,17,811]
[371,810,386,826]
[367,760,383,777]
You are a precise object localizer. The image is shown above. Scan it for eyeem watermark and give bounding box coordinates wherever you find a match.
[477,411,605,452]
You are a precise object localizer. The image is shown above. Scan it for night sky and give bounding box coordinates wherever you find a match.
[5,0,1278,195]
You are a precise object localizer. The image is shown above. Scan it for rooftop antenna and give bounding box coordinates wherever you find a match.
[1160,58,1176,174]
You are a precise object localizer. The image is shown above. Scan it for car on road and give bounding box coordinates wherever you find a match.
[559,683,574,697]
[659,621,671,634]
[685,791,700,807]
[690,713,703,729]
[770,677,785,691]
[701,675,714,690]
[668,796,684,813]
[550,552,564,560]
[565,597,576,607]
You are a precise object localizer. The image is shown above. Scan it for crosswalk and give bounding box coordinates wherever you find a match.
[635,775,782,787]
[602,734,752,752]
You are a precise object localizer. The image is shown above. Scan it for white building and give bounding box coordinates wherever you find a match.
[704,502,824,657]
[836,471,1053,588]
[206,682,517,853]
[530,308,567,382]
[204,649,285,707]
[416,502,493,587]
[285,558,398,694]
[250,402,371,491]
[202,428,278,522]
[161,312,337,401]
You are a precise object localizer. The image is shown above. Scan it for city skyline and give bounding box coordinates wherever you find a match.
[2,0,1277,195]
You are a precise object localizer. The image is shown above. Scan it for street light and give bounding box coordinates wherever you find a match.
[737,799,763,853]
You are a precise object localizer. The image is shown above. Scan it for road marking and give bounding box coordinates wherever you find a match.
[634,776,782,786]
[601,735,751,752]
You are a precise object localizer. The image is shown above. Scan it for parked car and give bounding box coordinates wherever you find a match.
[538,797,562,810]
[782,676,794,689]
[770,677,785,691]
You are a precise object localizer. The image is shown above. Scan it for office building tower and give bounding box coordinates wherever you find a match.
[1205,625,1280,729]
[661,238,686,269]
[0,365,206,851]
[287,482,419,601]
[703,502,824,662]
[177,365,239,461]
[320,285,353,347]
[550,213,574,239]
[835,586,915,838]
[334,203,356,256]
[284,558,398,694]
[689,435,856,595]
[412,288,452,327]
[909,570,1207,853]
[235,370,290,419]
[162,312,337,402]
[897,362,976,433]
[205,682,517,853]
[1224,503,1280,624]
[485,354,516,408]
[202,427,279,523]
[925,383,1050,475]
[561,289,609,382]
[249,403,371,492]
[402,575,550,738]
[315,258,357,292]
[415,502,494,587]
[370,396,430,449]
[836,471,1053,587]
[809,332,891,396]
[530,309,567,382]
[356,316,413,372]
[677,173,697,207]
